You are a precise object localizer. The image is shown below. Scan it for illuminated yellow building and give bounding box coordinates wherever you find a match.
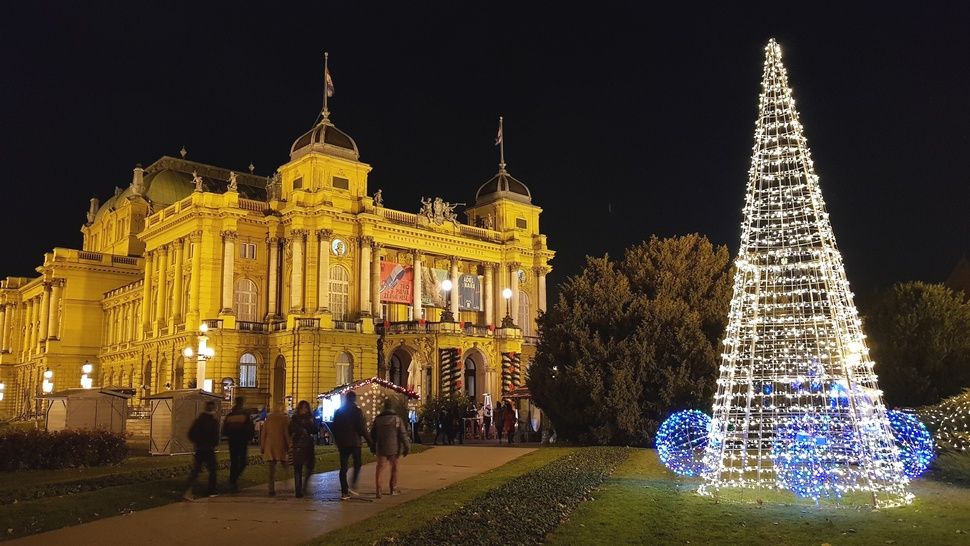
[0,77,553,419]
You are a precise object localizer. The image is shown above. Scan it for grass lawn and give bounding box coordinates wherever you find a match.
[547,449,970,545]
[0,443,425,542]
[310,447,578,545]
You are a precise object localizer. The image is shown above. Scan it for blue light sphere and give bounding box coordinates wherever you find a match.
[656,410,711,476]
[887,410,935,479]
[771,414,854,501]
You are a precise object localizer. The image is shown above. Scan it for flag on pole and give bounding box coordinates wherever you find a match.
[325,67,335,98]
[494,119,503,145]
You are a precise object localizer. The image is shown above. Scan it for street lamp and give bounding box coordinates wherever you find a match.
[42,368,54,394]
[501,287,514,328]
[441,279,455,322]
[80,361,94,389]
[0,379,5,402]
[184,322,215,391]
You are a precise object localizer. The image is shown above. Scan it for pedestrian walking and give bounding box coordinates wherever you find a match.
[494,401,505,443]
[332,391,372,500]
[370,399,411,498]
[222,397,255,493]
[183,400,220,501]
[260,402,291,497]
[483,403,493,440]
[289,400,319,498]
[433,407,448,445]
[503,400,516,445]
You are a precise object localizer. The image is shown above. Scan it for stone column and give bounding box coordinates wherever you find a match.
[449,257,460,318]
[221,231,236,313]
[155,244,169,324]
[359,237,372,317]
[188,232,202,323]
[536,266,548,313]
[412,251,423,321]
[290,230,306,311]
[510,262,521,326]
[371,242,382,317]
[141,251,154,332]
[266,237,280,318]
[484,264,494,326]
[22,301,31,355]
[317,230,332,313]
[172,238,185,324]
[0,304,6,351]
[48,280,63,339]
[29,298,39,353]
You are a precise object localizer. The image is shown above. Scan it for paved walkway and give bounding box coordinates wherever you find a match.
[12,446,534,546]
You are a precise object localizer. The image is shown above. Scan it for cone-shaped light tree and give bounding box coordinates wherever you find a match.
[698,39,911,507]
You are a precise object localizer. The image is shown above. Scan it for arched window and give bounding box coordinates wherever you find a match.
[519,292,532,337]
[239,353,258,387]
[143,361,153,391]
[330,265,350,320]
[335,352,353,386]
[389,351,410,386]
[464,357,477,400]
[234,279,258,322]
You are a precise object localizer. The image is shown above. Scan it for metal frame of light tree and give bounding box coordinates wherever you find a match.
[698,39,911,507]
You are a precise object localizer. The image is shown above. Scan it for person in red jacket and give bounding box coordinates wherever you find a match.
[502,400,517,445]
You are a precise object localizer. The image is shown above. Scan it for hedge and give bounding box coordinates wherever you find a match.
[0,429,128,472]
[392,447,630,545]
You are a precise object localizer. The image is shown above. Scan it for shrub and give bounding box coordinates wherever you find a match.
[392,447,630,545]
[0,429,128,471]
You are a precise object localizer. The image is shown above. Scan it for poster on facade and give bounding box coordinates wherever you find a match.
[421,268,449,307]
[379,262,414,304]
[459,273,483,311]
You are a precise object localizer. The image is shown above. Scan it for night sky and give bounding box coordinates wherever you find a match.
[2,2,968,302]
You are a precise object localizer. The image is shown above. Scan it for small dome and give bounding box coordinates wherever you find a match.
[475,170,532,205]
[144,170,194,205]
[290,119,359,160]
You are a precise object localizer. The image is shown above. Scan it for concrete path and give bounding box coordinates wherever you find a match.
[12,446,534,546]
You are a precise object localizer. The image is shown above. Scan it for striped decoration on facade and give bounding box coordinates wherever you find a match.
[439,348,462,396]
[501,351,521,395]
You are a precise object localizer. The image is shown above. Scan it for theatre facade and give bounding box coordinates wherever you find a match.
[0,90,553,418]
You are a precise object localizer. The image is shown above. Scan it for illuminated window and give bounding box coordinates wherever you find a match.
[293,177,303,190]
[332,177,349,190]
[239,353,257,387]
[336,352,353,386]
[241,243,257,260]
[234,279,258,321]
[330,265,350,320]
[515,218,527,229]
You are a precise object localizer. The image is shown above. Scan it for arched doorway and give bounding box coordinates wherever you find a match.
[143,360,153,394]
[463,349,488,405]
[518,292,532,337]
[158,357,170,390]
[272,355,286,410]
[174,356,185,390]
[389,348,411,387]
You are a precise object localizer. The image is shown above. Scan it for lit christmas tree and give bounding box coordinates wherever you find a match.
[698,39,911,507]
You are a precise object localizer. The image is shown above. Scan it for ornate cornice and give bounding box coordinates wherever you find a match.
[317,229,334,240]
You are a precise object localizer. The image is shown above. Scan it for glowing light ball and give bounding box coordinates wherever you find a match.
[771,414,855,501]
[657,410,711,476]
[887,410,934,479]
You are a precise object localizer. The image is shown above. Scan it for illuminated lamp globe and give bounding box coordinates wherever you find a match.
[82,362,93,375]
[656,410,711,477]
[199,323,208,334]
[183,347,194,358]
[43,369,54,380]
[442,279,453,292]
[887,410,935,479]
[205,347,215,358]
[502,288,512,300]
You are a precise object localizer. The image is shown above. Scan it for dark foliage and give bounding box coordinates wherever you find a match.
[528,235,732,445]
[0,429,128,471]
[865,282,970,407]
[390,447,629,545]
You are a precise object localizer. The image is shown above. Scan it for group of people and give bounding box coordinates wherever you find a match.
[432,399,518,444]
[182,391,411,501]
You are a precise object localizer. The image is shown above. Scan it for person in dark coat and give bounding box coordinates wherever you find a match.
[433,408,448,445]
[331,391,372,499]
[222,397,255,493]
[370,399,411,498]
[289,400,319,498]
[503,400,517,444]
[183,400,221,500]
[494,402,505,443]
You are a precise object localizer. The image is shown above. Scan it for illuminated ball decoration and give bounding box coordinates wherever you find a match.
[657,410,711,476]
[771,415,855,502]
[887,410,934,479]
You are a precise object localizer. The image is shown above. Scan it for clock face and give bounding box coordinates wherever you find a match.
[331,238,347,256]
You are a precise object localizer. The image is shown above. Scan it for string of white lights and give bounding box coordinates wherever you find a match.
[697,39,911,507]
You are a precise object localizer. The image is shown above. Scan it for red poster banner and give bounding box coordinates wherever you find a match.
[380,262,414,303]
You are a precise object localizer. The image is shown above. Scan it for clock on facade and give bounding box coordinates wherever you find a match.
[331,238,348,256]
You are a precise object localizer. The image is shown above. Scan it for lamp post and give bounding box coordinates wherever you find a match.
[184,322,215,391]
[80,361,94,389]
[441,279,455,323]
[501,287,514,328]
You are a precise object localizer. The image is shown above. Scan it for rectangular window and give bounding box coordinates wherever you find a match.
[515,218,527,229]
[293,177,303,190]
[381,303,388,320]
[240,364,257,388]
[189,243,195,258]
[241,243,257,260]
[332,176,349,190]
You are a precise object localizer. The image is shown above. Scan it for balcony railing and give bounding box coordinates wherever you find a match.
[463,323,493,337]
[269,321,287,332]
[334,320,360,332]
[296,318,320,329]
[202,319,223,330]
[378,320,493,337]
[238,321,267,333]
